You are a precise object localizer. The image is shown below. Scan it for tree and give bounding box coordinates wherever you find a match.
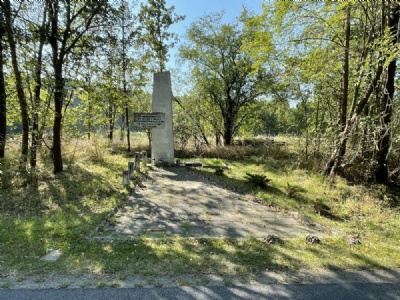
[180,13,272,145]
[0,8,6,159]
[371,3,400,183]
[46,0,110,173]
[255,1,400,182]
[1,0,30,167]
[29,3,49,168]
[138,0,185,72]
[323,2,400,179]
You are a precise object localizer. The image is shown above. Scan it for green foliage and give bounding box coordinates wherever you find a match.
[286,182,306,198]
[244,173,271,189]
[138,0,185,72]
[179,12,274,145]
[215,168,225,176]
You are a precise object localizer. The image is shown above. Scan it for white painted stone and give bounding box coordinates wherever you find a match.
[151,71,174,165]
[41,250,63,262]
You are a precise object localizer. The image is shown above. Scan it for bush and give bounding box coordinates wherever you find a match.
[286,182,306,198]
[215,168,225,176]
[244,173,271,189]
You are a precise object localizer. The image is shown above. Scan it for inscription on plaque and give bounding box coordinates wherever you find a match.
[133,112,165,128]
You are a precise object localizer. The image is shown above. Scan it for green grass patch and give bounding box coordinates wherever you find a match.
[1,136,400,280]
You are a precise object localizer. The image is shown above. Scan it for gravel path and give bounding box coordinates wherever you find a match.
[93,166,323,241]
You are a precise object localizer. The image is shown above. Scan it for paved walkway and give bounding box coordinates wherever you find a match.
[94,167,323,241]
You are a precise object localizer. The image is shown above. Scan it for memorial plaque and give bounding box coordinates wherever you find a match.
[133,112,165,128]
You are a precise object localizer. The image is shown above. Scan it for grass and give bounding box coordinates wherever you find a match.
[0,134,400,282]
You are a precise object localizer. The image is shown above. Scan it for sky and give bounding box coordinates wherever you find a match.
[168,0,264,38]
[165,0,265,70]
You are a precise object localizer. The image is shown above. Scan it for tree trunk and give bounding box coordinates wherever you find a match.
[108,102,114,141]
[324,60,384,177]
[371,3,400,183]
[52,67,64,173]
[337,5,351,163]
[30,5,48,168]
[87,96,91,140]
[125,106,131,152]
[223,120,233,146]
[223,99,234,146]
[3,0,29,167]
[0,13,6,159]
[120,113,125,141]
[48,0,63,173]
[215,133,221,146]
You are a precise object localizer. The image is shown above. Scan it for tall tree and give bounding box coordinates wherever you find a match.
[30,3,49,168]
[372,2,400,183]
[47,0,109,173]
[323,1,399,178]
[1,0,30,167]
[138,0,185,72]
[257,1,400,181]
[0,8,6,159]
[180,13,272,145]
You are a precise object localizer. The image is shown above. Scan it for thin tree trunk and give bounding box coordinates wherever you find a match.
[125,106,131,152]
[121,15,131,153]
[120,113,125,141]
[0,11,6,159]
[3,0,29,167]
[337,5,351,163]
[216,133,221,146]
[52,67,64,173]
[324,60,384,177]
[31,5,48,168]
[48,0,63,173]
[372,3,400,183]
[108,100,114,141]
[86,75,91,140]
[87,97,91,140]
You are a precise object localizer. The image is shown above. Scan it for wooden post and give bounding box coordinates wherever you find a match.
[128,162,134,177]
[135,152,141,172]
[142,151,147,165]
[123,170,129,186]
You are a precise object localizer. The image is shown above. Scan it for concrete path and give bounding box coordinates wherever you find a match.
[2,282,400,300]
[94,167,323,241]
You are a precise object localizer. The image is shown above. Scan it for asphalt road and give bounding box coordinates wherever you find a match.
[1,282,400,300]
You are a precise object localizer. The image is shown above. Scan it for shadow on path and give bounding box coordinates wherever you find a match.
[93,167,323,241]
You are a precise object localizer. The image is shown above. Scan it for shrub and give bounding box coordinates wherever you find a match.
[244,173,271,189]
[215,168,225,176]
[286,182,306,198]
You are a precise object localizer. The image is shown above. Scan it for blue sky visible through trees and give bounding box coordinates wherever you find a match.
[166,0,264,68]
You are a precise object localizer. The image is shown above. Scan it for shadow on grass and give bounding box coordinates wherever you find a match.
[183,166,314,209]
[0,157,129,276]
[55,234,400,281]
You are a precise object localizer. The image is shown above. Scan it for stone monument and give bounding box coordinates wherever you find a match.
[151,71,174,165]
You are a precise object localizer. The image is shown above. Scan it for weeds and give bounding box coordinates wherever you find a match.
[215,168,225,176]
[244,173,271,189]
[286,182,306,198]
